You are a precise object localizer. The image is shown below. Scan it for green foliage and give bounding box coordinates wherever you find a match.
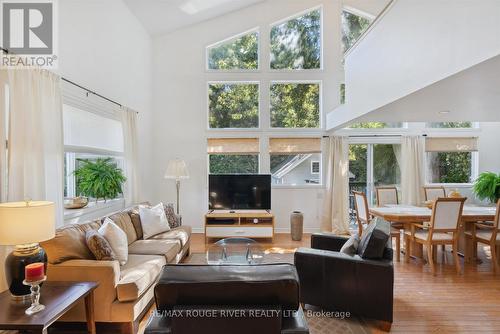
[209,155,259,174]
[349,122,402,129]
[342,11,371,52]
[428,122,472,128]
[428,152,471,183]
[270,9,321,69]
[208,32,258,70]
[473,172,500,203]
[340,84,345,104]
[271,83,320,128]
[209,83,259,128]
[74,158,126,202]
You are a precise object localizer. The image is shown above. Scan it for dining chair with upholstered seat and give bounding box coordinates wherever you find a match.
[465,199,500,273]
[424,186,446,202]
[353,191,401,261]
[404,197,466,275]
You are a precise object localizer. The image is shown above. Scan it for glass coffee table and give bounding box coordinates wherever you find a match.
[206,238,264,265]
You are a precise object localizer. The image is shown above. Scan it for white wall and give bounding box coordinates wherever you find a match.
[58,0,154,202]
[151,0,343,233]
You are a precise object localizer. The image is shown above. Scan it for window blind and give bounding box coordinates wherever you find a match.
[269,138,321,154]
[425,137,478,152]
[207,138,259,154]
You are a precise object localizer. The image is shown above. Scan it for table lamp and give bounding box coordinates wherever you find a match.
[0,201,55,300]
[164,159,189,214]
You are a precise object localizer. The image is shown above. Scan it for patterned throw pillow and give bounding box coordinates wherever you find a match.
[85,230,116,261]
[164,203,181,229]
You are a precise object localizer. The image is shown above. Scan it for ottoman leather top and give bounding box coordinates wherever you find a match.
[154,264,299,311]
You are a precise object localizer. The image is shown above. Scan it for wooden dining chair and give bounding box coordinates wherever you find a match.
[465,199,500,273]
[404,197,466,275]
[376,186,399,206]
[353,191,401,261]
[424,186,446,201]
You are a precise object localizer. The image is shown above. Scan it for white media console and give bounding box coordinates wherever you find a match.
[204,210,275,242]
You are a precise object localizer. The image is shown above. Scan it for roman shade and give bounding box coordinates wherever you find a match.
[269,138,321,154]
[425,137,478,152]
[207,138,259,154]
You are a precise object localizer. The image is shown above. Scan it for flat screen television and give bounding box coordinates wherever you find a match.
[209,174,271,210]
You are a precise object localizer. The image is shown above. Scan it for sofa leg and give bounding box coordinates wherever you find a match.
[378,321,392,332]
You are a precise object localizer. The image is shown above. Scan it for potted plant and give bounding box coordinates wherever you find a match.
[473,172,500,204]
[74,158,127,203]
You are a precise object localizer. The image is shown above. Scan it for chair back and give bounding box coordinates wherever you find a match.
[424,186,446,201]
[353,191,369,223]
[491,199,500,242]
[430,197,466,232]
[376,187,398,206]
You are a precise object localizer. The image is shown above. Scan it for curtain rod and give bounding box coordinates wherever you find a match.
[1,46,136,113]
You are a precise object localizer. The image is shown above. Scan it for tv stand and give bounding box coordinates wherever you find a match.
[205,210,274,242]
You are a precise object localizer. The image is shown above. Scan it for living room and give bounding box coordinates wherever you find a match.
[1,0,500,333]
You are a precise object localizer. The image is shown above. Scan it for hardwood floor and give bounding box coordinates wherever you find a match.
[180,233,500,334]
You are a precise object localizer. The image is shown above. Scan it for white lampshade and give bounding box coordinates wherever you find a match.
[0,201,55,246]
[164,159,189,180]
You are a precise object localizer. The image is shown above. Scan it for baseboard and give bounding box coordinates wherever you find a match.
[192,227,321,234]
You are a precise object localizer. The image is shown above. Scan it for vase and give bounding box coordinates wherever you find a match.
[290,211,304,241]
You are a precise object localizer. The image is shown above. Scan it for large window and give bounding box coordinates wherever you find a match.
[207,138,259,174]
[270,9,321,70]
[341,10,372,52]
[207,30,259,70]
[270,82,320,128]
[426,122,473,128]
[208,83,259,128]
[270,138,322,185]
[425,137,477,184]
[348,122,403,129]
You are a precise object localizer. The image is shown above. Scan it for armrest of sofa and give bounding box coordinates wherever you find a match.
[46,260,121,320]
[311,233,349,252]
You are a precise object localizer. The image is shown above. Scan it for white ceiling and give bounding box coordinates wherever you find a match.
[123,0,264,36]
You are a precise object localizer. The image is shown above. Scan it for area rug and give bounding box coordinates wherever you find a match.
[183,252,369,334]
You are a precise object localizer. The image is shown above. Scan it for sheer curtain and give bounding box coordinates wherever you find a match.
[121,107,139,205]
[401,136,425,205]
[322,136,350,234]
[0,70,8,292]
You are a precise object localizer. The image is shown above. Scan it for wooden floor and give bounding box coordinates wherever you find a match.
[175,233,500,334]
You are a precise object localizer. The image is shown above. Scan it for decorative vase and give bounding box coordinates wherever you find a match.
[448,189,462,198]
[290,211,304,241]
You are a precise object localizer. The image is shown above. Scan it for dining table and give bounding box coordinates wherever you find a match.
[369,204,497,263]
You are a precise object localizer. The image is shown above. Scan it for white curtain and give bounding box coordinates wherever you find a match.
[322,136,350,234]
[401,136,425,205]
[121,108,139,205]
[0,70,9,293]
[0,69,64,292]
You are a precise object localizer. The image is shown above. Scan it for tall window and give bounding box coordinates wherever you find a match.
[207,138,259,174]
[425,137,477,184]
[208,82,259,129]
[270,9,321,70]
[270,138,321,185]
[207,30,259,70]
[270,82,320,128]
[341,10,372,52]
[63,104,124,199]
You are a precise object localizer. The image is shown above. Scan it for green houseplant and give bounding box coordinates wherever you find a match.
[473,172,500,203]
[74,158,126,202]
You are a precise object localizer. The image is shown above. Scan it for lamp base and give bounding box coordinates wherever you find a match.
[5,244,47,300]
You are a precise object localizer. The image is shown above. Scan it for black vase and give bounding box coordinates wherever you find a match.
[5,244,47,300]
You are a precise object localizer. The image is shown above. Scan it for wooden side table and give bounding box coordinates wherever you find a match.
[0,281,98,334]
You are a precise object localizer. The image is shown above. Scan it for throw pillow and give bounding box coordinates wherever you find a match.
[357,218,390,259]
[139,203,170,239]
[86,230,116,261]
[98,218,129,265]
[339,234,360,256]
[164,203,181,229]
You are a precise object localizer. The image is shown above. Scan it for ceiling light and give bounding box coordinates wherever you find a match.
[438,110,451,114]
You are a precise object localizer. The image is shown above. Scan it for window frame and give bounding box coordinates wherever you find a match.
[206,152,261,175]
[205,27,261,73]
[269,80,323,130]
[424,150,478,187]
[269,5,324,72]
[207,81,261,130]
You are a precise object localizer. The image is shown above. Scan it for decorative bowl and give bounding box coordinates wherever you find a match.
[424,200,434,209]
[64,197,89,209]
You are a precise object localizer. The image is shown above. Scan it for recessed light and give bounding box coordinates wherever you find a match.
[438,110,451,114]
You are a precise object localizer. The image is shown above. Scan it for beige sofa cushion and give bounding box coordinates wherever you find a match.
[151,226,191,248]
[41,220,101,264]
[128,239,181,263]
[127,207,144,240]
[108,211,138,245]
[116,254,166,302]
